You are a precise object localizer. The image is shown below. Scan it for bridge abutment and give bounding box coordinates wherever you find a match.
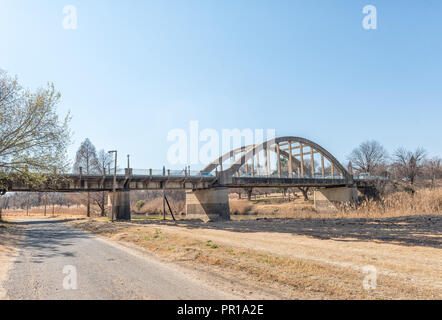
[185,188,230,222]
[108,191,131,221]
[314,187,358,212]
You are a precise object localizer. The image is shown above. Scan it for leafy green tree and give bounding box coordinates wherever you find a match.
[135,200,146,212]
[0,69,71,193]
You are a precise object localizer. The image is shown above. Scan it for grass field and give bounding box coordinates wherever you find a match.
[66,215,442,300]
[2,187,441,300]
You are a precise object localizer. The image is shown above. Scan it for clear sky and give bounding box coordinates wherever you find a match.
[1,0,441,170]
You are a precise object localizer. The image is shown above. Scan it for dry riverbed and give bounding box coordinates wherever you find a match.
[67,215,442,300]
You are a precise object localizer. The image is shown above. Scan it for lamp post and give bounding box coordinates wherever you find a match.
[108,150,118,223]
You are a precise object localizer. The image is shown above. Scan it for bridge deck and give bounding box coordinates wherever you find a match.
[5,172,378,193]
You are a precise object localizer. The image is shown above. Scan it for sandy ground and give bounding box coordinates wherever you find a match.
[68,215,442,300]
[0,221,20,299]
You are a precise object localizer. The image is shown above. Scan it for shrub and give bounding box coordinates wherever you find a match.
[135,200,146,211]
[230,201,253,215]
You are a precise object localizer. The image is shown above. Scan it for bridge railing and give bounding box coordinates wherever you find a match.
[234,172,347,180]
[130,169,215,177]
[59,169,215,178]
[353,175,389,181]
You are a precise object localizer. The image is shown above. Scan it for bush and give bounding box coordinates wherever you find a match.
[135,200,146,211]
[230,201,253,215]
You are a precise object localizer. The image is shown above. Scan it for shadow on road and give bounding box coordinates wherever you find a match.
[131,215,442,249]
[2,219,90,262]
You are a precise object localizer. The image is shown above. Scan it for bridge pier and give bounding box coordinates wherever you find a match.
[108,191,131,221]
[314,187,358,212]
[185,188,230,222]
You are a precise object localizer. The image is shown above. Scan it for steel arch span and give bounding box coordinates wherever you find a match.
[203,136,352,182]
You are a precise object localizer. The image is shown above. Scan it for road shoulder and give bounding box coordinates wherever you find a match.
[0,221,20,300]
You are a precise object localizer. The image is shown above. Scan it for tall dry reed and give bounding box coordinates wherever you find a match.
[342,188,442,218]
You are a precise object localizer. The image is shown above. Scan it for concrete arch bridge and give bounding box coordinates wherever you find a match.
[3,137,379,221]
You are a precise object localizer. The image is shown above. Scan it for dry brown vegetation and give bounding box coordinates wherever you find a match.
[62,186,441,299]
[231,187,442,220]
[347,187,442,218]
[1,206,101,218]
[3,187,441,221]
[2,186,440,300]
[133,198,185,216]
[67,216,442,300]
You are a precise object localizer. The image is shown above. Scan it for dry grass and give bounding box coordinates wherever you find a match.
[3,188,441,222]
[345,188,442,218]
[231,188,442,220]
[230,201,254,215]
[1,206,103,218]
[134,198,185,215]
[67,218,442,300]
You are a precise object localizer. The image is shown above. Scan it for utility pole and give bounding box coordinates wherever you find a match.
[163,187,166,221]
[108,150,118,223]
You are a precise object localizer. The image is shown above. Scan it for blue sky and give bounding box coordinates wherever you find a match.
[1,0,441,170]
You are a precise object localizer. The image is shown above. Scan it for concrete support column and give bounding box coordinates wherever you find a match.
[108,190,131,221]
[185,188,230,222]
[267,149,271,176]
[314,187,358,212]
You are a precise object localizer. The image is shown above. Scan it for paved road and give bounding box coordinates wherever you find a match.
[4,220,235,300]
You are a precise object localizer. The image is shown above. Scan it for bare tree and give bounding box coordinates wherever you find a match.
[424,157,441,188]
[246,188,253,201]
[298,187,310,201]
[348,141,388,176]
[73,139,100,217]
[97,150,113,175]
[0,69,71,195]
[94,150,114,216]
[393,147,426,185]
